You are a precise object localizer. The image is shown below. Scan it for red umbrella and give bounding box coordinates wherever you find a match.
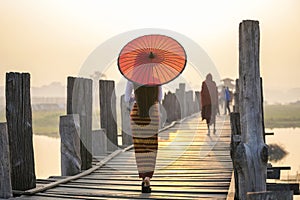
[118,34,187,86]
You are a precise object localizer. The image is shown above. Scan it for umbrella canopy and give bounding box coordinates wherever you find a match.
[118,34,187,86]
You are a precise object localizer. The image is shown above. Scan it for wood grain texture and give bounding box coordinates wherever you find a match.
[238,20,268,199]
[67,77,93,170]
[19,114,233,199]
[60,114,81,176]
[0,123,12,198]
[6,72,36,191]
[99,80,118,152]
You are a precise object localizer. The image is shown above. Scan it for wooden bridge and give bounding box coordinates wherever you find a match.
[17,114,234,199]
[2,20,299,200]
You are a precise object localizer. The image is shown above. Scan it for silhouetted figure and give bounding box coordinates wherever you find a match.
[201,74,219,135]
[224,87,231,115]
[125,81,162,193]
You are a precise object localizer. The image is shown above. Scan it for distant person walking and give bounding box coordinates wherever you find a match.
[224,87,231,115]
[125,81,162,193]
[201,73,219,135]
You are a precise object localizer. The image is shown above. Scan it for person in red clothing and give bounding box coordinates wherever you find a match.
[201,73,219,135]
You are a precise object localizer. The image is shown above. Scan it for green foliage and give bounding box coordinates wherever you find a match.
[1,102,299,136]
[264,103,300,128]
[0,108,64,137]
[32,110,64,137]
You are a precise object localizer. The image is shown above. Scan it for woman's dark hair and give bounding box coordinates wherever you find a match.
[133,83,159,117]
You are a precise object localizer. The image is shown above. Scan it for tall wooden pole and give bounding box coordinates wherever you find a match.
[5,72,36,190]
[260,78,266,143]
[176,83,186,119]
[233,79,239,113]
[194,91,201,113]
[67,77,93,170]
[185,90,193,116]
[120,95,132,147]
[0,123,12,198]
[237,20,268,199]
[99,80,118,152]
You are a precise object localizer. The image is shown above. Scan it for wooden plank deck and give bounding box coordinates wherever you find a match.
[18,114,233,199]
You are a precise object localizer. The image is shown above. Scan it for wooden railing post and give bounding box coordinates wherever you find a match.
[194,91,201,113]
[233,79,239,112]
[92,129,107,156]
[120,95,132,147]
[260,78,266,143]
[67,77,93,170]
[163,92,174,123]
[230,112,241,200]
[60,114,81,176]
[99,80,118,152]
[238,20,268,199]
[0,123,12,198]
[5,72,36,190]
[176,83,186,119]
[185,90,193,116]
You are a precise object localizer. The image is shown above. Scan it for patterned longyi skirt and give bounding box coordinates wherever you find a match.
[130,102,159,179]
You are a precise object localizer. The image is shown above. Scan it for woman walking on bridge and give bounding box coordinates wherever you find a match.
[125,81,162,193]
[118,34,187,193]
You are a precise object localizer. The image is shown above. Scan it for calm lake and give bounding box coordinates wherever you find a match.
[34,128,300,180]
[266,128,300,179]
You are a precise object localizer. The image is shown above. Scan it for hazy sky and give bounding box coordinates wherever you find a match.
[0,0,300,98]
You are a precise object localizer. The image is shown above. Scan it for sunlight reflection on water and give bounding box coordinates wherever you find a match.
[33,135,61,179]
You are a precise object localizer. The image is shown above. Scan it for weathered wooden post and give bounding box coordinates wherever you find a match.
[230,112,241,200]
[260,78,266,143]
[194,91,200,113]
[120,95,132,147]
[233,79,239,112]
[162,92,171,123]
[99,80,118,152]
[0,123,12,198]
[194,91,201,113]
[92,129,107,156]
[6,72,36,190]
[236,20,268,199]
[174,92,181,120]
[67,77,93,170]
[59,114,81,176]
[176,83,186,119]
[185,90,193,116]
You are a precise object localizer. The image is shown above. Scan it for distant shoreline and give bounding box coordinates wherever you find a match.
[1,102,299,138]
[264,102,300,129]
